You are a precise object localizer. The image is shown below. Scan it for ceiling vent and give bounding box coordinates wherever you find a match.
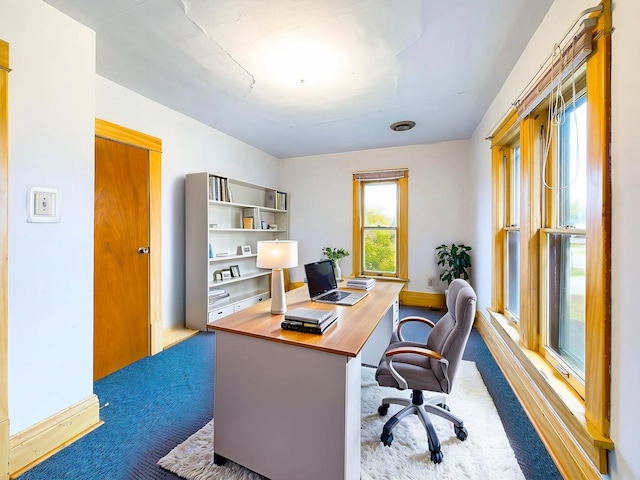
[390,120,416,132]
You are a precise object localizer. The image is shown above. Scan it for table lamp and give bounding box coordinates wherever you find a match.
[256,240,298,314]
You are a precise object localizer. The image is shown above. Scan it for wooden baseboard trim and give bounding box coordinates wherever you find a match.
[1,418,8,480]
[163,326,199,349]
[9,395,101,477]
[399,290,445,310]
[475,310,610,479]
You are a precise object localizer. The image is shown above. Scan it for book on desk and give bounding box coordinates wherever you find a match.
[346,278,376,290]
[281,308,338,334]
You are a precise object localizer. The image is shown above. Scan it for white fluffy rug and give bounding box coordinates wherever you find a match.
[158,361,524,480]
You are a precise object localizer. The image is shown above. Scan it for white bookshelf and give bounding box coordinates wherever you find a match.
[185,172,289,330]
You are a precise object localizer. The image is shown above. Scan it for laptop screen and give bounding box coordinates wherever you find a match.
[304,260,337,297]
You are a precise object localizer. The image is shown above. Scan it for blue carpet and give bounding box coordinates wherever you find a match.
[17,306,561,479]
[18,333,215,480]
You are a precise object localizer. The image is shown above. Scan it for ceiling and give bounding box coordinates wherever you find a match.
[44,0,553,158]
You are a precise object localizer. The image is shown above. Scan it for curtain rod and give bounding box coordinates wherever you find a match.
[485,3,603,140]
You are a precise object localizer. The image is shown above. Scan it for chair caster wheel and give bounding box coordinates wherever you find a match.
[430,450,443,463]
[380,432,393,446]
[378,404,389,416]
[454,425,468,441]
[437,403,450,412]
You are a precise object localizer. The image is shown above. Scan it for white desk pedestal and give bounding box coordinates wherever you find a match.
[214,331,361,480]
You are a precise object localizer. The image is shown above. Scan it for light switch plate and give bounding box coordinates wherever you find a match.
[28,186,60,223]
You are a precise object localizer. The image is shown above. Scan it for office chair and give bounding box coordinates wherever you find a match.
[375,278,477,463]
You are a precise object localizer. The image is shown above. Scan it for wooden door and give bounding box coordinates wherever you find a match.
[94,137,150,380]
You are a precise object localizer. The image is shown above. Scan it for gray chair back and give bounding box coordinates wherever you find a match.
[425,278,477,393]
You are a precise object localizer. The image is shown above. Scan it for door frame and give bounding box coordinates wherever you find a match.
[1,39,10,480]
[95,118,163,355]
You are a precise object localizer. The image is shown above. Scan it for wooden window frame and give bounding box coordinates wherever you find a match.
[503,141,521,323]
[485,2,612,477]
[352,170,408,281]
[538,85,588,397]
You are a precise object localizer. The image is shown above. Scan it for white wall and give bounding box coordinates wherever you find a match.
[95,77,279,330]
[279,141,471,291]
[469,0,639,478]
[1,0,96,433]
[609,1,640,478]
[2,0,281,435]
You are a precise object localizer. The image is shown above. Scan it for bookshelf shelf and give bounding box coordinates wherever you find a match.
[209,270,271,288]
[210,199,287,214]
[208,228,287,233]
[209,253,257,263]
[185,172,289,330]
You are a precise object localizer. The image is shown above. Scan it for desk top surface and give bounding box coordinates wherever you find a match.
[209,281,403,357]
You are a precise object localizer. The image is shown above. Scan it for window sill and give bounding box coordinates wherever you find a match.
[479,309,612,477]
[488,311,586,415]
[354,275,408,283]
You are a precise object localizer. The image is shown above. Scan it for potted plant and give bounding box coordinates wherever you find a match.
[436,243,472,285]
[322,247,350,281]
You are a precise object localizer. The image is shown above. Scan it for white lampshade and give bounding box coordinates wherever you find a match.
[256,240,298,269]
[256,240,298,314]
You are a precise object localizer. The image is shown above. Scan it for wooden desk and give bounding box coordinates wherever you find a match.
[210,281,402,480]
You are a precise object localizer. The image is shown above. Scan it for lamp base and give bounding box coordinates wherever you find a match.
[270,268,287,314]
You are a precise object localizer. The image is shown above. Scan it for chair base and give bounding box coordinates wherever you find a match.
[378,390,467,463]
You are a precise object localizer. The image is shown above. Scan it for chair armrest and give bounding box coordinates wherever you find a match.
[385,345,444,362]
[384,346,449,391]
[396,316,436,341]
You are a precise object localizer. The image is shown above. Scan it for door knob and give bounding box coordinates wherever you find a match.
[137,247,150,255]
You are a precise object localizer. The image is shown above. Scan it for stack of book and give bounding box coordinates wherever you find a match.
[209,289,230,307]
[346,278,376,290]
[208,175,233,202]
[281,307,338,334]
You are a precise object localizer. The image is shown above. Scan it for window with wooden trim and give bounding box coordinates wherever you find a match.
[352,169,408,280]
[489,3,610,466]
[540,87,587,397]
[505,142,521,323]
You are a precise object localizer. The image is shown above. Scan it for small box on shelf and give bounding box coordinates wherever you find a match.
[265,189,276,209]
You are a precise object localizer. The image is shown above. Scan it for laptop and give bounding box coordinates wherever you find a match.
[304,259,368,306]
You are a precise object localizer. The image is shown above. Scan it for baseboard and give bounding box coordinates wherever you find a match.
[399,290,445,310]
[475,311,610,479]
[150,320,164,355]
[1,418,8,480]
[9,395,102,477]
[163,326,199,349]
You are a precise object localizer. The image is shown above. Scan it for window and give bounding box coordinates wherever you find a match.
[488,5,611,474]
[505,144,521,322]
[362,182,397,274]
[506,229,520,319]
[352,169,408,279]
[541,93,587,395]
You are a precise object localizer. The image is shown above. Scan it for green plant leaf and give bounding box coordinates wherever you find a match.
[435,243,472,285]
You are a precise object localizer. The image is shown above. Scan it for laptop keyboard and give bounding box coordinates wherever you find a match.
[318,291,350,302]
